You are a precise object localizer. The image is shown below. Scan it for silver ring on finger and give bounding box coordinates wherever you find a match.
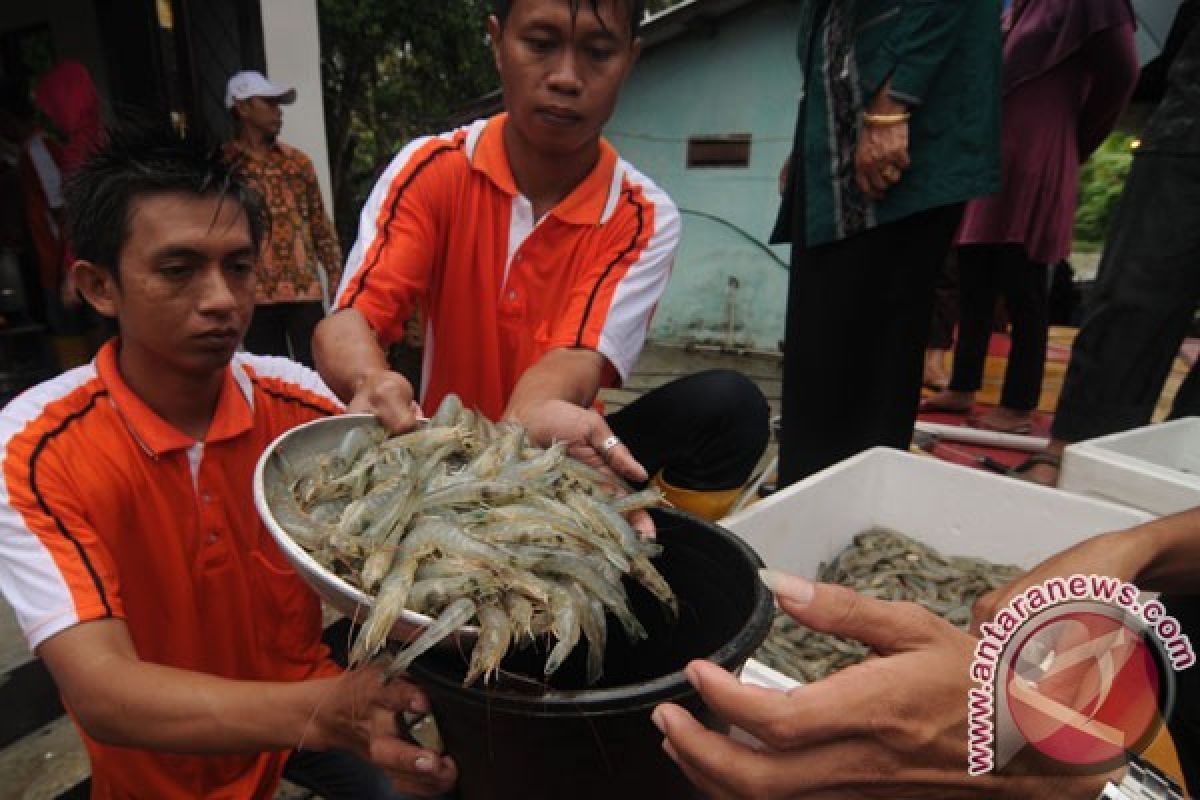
[600,434,621,458]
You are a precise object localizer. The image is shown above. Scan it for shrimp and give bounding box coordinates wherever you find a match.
[386,597,477,679]
[419,480,528,513]
[383,424,473,458]
[465,424,525,479]
[349,557,420,666]
[503,591,536,645]
[608,486,668,515]
[271,403,682,686]
[429,392,464,429]
[464,602,514,686]
[408,573,488,615]
[500,441,567,485]
[515,496,633,571]
[571,582,608,686]
[632,554,679,622]
[267,485,330,551]
[543,585,581,678]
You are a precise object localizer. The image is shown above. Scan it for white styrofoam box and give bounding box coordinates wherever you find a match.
[1060,417,1200,516]
[740,658,800,691]
[732,659,801,746]
[721,448,1151,576]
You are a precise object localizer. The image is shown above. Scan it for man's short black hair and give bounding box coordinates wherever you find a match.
[64,121,263,278]
[493,0,646,38]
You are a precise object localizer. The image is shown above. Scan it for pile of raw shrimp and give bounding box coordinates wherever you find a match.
[268,393,676,687]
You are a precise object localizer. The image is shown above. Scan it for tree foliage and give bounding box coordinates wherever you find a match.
[318,0,498,244]
[1074,133,1135,246]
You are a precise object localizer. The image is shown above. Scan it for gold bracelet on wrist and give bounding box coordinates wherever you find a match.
[863,111,911,127]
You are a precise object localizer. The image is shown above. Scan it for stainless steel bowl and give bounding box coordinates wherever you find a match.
[253,413,478,652]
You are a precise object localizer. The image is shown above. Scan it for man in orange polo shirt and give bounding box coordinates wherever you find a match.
[0,124,456,798]
[314,0,770,521]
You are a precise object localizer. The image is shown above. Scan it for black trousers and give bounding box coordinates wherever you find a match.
[1052,151,1200,443]
[928,250,959,351]
[243,301,325,367]
[283,748,412,799]
[948,243,1049,412]
[607,369,770,491]
[779,204,964,486]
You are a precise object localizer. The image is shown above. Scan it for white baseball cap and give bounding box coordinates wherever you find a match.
[224,70,297,109]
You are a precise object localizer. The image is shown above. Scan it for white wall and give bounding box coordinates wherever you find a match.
[259,0,334,210]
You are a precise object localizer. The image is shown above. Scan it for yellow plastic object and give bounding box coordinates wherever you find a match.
[1143,723,1186,790]
[651,473,742,523]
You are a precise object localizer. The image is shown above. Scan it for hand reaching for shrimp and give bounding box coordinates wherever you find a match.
[348,368,423,434]
[509,398,654,536]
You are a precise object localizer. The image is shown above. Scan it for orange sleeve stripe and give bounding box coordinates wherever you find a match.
[342,136,466,311]
[573,182,657,349]
[5,388,115,620]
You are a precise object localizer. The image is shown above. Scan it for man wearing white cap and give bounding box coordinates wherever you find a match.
[224,69,342,368]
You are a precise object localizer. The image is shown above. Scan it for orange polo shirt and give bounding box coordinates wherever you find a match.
[334,113,681,420]
[0,340,343,799]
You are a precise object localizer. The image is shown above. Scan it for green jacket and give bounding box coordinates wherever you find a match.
[774,0,1002,248]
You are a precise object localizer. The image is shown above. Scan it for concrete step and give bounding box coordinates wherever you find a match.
[0,716,87,800]
[0,599,333,798]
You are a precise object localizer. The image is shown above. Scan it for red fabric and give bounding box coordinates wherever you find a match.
[35,61,102,176]
[958,3,1138,265]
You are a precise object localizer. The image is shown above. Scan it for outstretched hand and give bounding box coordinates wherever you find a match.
[347,368,423,434]
[509,397,654,536]
[653,572,1105,799]
[971,530,1148,634]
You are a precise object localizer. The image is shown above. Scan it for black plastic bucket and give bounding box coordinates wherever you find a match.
[406,508,774,800]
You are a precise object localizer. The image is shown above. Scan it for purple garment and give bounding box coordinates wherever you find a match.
[957,0,1138,264]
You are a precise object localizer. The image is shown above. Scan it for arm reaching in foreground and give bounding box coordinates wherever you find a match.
[39,618,457,796]
[653,572,1111,799]
[504,347,652,535]
[313,308,421,433]
[973,506,1200,630]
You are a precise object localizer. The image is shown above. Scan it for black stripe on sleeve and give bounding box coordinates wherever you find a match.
[28,389,114,618]
[344,140,465,310]
[574,188,647,347]
[250,377,338,417]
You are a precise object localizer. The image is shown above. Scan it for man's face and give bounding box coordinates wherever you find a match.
[91,193,257,380]
[490,0,640,157]
[236,95,283,137]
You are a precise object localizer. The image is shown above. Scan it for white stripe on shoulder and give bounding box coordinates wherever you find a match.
[597,162,682,381]
[601,161,626,225]
[0,364,100,651]
[0,363,100,442]
[336,126,470,309]
[616,159,680,225]
[234,353,344,409]
[464,117,489,161]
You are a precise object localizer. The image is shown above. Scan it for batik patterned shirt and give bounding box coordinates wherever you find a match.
[223,141,343,305]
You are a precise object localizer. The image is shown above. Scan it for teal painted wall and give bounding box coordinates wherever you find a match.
[609,0,800,350]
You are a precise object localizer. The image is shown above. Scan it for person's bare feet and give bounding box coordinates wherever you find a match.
[969,407,1034,434]
[1019,459,1059,486]
[1016,440,1067,486]
[920,389,974,413]
[923,348,950,390]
